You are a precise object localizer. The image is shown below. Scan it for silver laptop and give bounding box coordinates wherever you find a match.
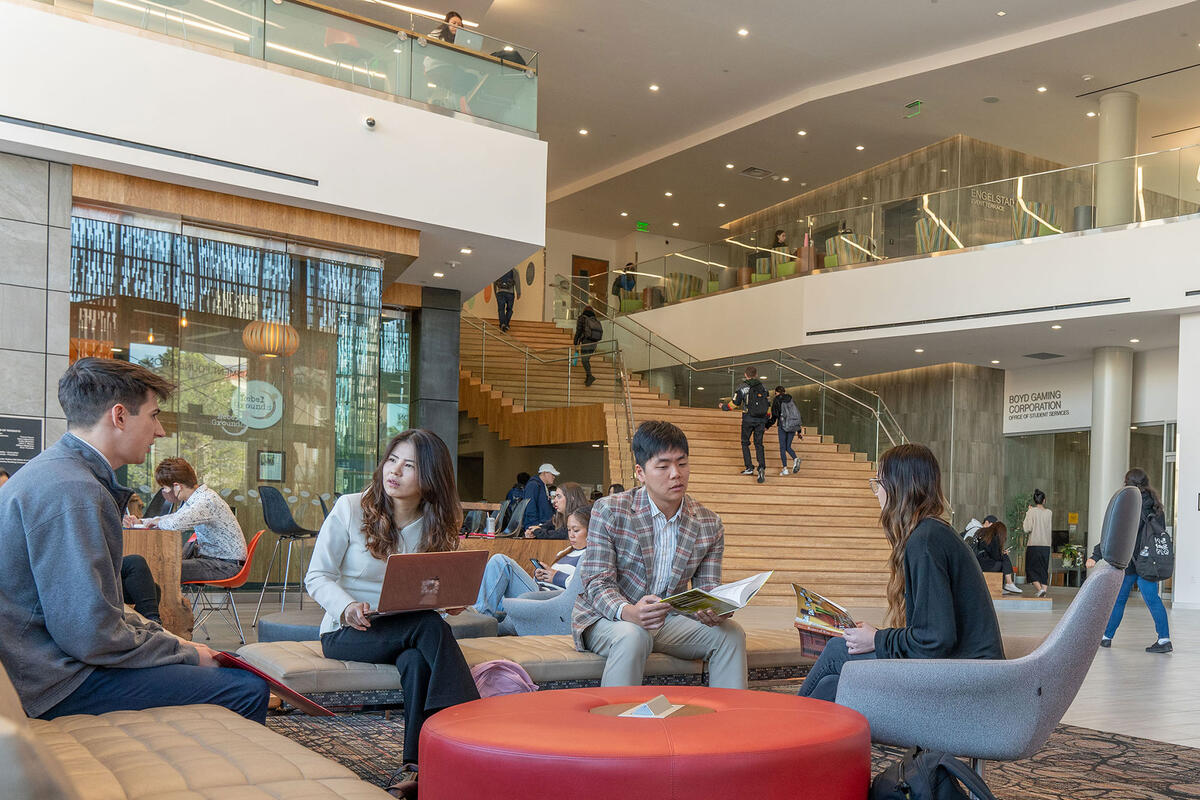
[455,30,483,51]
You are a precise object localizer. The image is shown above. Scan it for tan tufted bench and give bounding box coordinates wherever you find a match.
[237,628,810,708]
[0,661,391,800]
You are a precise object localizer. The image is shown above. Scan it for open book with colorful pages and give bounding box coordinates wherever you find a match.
[792,584,856,638]
[215,652,334,716]
[662,571,772,615]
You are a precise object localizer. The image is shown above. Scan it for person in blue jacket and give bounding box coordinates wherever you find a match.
[522,463,559,528]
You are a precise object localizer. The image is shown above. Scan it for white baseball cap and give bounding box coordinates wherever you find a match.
[537,463,560,476]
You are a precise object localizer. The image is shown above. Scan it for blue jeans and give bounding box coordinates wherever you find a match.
[40,663,269,723]
[1104,572,1170,640]
[496,291,514,328]
[475,554,539,618]
[797,636,876,702]
[778,427,797,466]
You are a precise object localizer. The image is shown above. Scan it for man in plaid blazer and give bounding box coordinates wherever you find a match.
[573,421,747,688]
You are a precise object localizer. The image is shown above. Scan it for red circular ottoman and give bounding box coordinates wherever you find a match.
[419,687,870,799]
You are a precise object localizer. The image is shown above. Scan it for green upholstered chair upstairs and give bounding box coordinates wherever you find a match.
[915,216,958,255]
[825,234,874,267]
[1012,201,1060,239]
[616,286,642,313]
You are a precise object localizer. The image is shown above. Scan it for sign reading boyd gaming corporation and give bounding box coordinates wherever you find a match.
[1002,360,1092,435]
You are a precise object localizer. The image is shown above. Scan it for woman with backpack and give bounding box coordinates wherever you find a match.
[1089,467,1172,653]
[797,443,1004,702]
[765,385,802,476]
[573,306,603,387]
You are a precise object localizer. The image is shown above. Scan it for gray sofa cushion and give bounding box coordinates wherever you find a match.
[257,607,497,642]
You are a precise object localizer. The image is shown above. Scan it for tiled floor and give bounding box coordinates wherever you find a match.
[208,586,1199,747]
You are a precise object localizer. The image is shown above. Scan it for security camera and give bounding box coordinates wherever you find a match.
[363,116,377,130]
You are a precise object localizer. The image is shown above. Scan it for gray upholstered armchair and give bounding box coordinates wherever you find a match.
[497,569,584,636]
[836,486,1141,775]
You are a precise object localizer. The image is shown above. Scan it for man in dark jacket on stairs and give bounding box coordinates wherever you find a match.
[731,366,770,483]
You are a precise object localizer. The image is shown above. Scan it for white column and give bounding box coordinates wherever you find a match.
[1086,347,1133,553]
[1095,91,1139,227]
[1174,314,1200,608]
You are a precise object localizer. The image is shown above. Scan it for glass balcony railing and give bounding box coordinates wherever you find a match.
[45,0,538,132]
[624,143,1200,311]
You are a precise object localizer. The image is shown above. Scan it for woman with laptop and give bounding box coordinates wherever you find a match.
[305,429,480,798]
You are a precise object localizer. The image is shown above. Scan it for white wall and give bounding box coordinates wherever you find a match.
[627,216,1200,360]
[1174,316,1200,608]
[543,228,617,319]
[1132,347,1179,424]
[0,3,547,295]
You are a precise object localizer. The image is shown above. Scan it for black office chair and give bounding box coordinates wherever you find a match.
[493,499,511,532]
[145,488,172,518]
[253,486,321,626]
[462,509,485,535]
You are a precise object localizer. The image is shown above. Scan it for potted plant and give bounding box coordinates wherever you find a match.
[1060,544,1081,569]
[1006,491,1033,575]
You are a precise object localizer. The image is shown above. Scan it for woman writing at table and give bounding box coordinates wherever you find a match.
[305,429,479,798]
[798,443,1004,702]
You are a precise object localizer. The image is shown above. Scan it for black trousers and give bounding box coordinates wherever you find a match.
[1025,545,1051,585]
[741,415,766,469]
[579,343,596,379]
[797,636,876,702]
[121,554,161,622]
[321,611,479,764]
[496,291,514,329]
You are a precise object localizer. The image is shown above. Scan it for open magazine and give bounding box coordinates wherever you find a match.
[792,584,856,638]
[663,571,772,615]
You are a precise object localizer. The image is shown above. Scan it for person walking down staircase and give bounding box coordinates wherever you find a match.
[574,307,604,387]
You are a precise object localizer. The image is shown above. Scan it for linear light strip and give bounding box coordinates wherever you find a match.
[1016,176,1063,235]
[96,0,250,40]
[921,194,964,249]
[1137,165,1147,222]
[722,238,799,260]
[265,42,389,79]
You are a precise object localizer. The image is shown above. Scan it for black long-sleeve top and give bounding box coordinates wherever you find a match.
[874,517,1005,661]
[765,392,793,429]
[974,531,1006,572]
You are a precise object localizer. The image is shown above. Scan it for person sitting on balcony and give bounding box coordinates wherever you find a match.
[521,464,558,528]
[424,11,474,114]
[575,421,747,689]
[524,482,588,540]
[0,357,268,723]
[797,444,1004,703]
[574,306,604,387]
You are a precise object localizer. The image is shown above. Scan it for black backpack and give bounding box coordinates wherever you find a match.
[1134,512,1174,582]
[744,381,770,417]
[870,749,997,800]
[582,314,603,342]
[494,271,516,291]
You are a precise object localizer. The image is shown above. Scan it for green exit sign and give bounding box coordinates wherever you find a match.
[635,221,650,232]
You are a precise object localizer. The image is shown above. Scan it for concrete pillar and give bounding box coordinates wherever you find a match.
[1095,91,1139,227]
[412,287,462,464]
[1173,313,1200,608]
[1086,347,1133,553]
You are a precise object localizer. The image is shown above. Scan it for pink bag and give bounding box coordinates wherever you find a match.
[470,659,539,698]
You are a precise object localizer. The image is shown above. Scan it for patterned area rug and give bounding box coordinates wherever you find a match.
[268,681,1200,799]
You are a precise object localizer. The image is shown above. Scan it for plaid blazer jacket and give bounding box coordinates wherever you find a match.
[572,486,724,649]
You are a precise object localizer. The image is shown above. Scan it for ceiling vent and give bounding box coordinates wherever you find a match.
[1023,352,1065,360]
[739,166,773,179]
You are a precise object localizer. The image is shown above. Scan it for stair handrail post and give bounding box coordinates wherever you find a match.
[567,344,573,407]
[481,318,486,384]
[523,349,529,410]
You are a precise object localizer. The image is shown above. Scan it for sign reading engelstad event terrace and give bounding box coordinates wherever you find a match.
[1003,360,1092,435]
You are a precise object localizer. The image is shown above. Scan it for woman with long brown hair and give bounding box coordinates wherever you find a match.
[798,443,1004,702]
[974,520,1022,594]
[524,481,589,539]
[306,429,479,797]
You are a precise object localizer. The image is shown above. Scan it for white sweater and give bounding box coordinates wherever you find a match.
[304,492,423,635]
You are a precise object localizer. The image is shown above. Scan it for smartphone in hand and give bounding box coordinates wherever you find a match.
[530,558,548,571]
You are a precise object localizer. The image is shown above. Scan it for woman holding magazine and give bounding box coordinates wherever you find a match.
[798,443,1004,702]
[305,429,480,798]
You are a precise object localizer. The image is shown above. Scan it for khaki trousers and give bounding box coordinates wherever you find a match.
[583,614,747,689]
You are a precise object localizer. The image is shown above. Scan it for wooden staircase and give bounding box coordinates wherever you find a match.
[459,315,888,607]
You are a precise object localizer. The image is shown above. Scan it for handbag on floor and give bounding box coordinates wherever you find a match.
[869,748,997,800]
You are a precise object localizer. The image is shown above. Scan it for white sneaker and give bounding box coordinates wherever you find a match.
[793,457,802,471]
[1003,582,1022,594]
[780,468,790,476]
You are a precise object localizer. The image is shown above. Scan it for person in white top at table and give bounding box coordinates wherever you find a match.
[124,457,247,582]
[305,428,479,798]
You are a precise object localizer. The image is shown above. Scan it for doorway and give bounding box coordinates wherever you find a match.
[571,255,609,314]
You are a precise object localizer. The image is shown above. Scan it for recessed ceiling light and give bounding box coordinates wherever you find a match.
[1051,324,1062,330]
[914,348,925,353]
[432,271,445,278]
[797,129,807,136]
[649,84,660,92]
[697,386,705,391]
[672,222,680,227]
[940,168,948,173]
[460,248,473,255]
[833,362,842,367]
[991,360,1000,365]
[995,10,1006,16]
[591,443,601,448]
[725,163,735,169]
[782,177,790,182]
[800,182,807,187]
[737,28,749,36]
[578,128,589,135]
[620,211,628,216]
[855,145,865,151]
[1036,86,1047,93]
[664,191,673,197]
[717,202,726,207]
[1129,338,1140,343]
[1086,111,1097,117]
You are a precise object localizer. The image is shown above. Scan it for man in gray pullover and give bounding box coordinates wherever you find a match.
[0,358,268,722]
